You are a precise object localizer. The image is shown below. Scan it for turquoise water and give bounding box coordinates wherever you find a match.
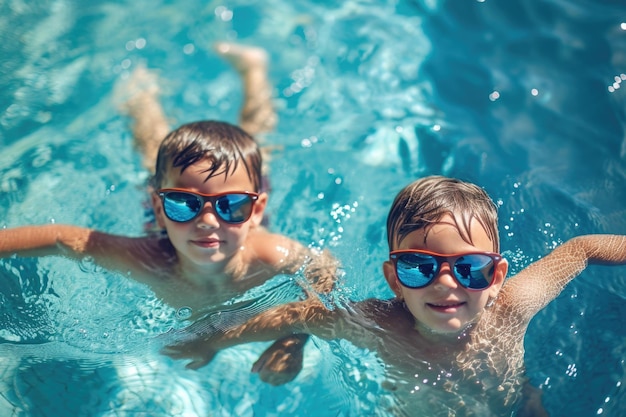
[1,0,625,416]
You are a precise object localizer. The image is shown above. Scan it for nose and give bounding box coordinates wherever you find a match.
[431,263,458,290]
[196,204,219,228]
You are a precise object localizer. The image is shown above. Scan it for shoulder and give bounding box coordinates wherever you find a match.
[247,227,299,248]
[245,228,307,270]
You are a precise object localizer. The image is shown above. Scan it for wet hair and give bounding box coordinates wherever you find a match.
[386,176,500,252]
[151,121,262,191]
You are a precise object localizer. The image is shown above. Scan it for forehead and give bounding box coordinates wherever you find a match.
[396,214,494,254]
[162,159,255,191]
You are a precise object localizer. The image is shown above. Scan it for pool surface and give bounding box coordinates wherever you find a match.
[1,0,625,416]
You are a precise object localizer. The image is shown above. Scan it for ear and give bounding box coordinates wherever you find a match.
[487,257,508,299]
[249,192,268,228]
[383,260,403,298]
[151,192,167,229]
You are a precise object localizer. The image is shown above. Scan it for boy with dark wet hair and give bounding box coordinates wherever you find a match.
[162,175,626,416]
[0,43,335,386]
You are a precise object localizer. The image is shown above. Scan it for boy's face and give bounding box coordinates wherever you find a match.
[382,214,507,335]
[152,158,267,270]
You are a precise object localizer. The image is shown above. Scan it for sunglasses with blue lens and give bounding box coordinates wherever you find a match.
[157,188,259,224]
[389,250,502,291]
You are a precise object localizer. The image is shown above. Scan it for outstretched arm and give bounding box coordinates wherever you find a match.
[161,297,334,370]
[0,225,93,258]
[501,234,626,319]
[161,296,397,371]
[0,224,165,282]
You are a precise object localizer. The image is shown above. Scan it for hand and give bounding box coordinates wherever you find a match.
[160,337,217,370]
[251,333,309,386]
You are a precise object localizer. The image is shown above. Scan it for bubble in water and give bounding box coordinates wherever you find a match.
[176,306,193,320]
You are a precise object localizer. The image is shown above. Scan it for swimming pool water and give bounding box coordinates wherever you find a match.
[1,0,625,416]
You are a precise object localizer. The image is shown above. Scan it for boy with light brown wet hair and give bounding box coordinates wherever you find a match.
[0,43,334,386]
[162,175,626,416]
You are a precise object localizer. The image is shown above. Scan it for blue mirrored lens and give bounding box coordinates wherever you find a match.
[163,192,202,222]
[214,194,252,223]
[453,254,493,289]
[396,253,437,288]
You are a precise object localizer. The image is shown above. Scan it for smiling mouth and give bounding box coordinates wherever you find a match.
[191,238,222,248]
[427,302,465,312]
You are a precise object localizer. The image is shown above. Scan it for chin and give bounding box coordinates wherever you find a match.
[187,252,227,266]
[431,320,471,335]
